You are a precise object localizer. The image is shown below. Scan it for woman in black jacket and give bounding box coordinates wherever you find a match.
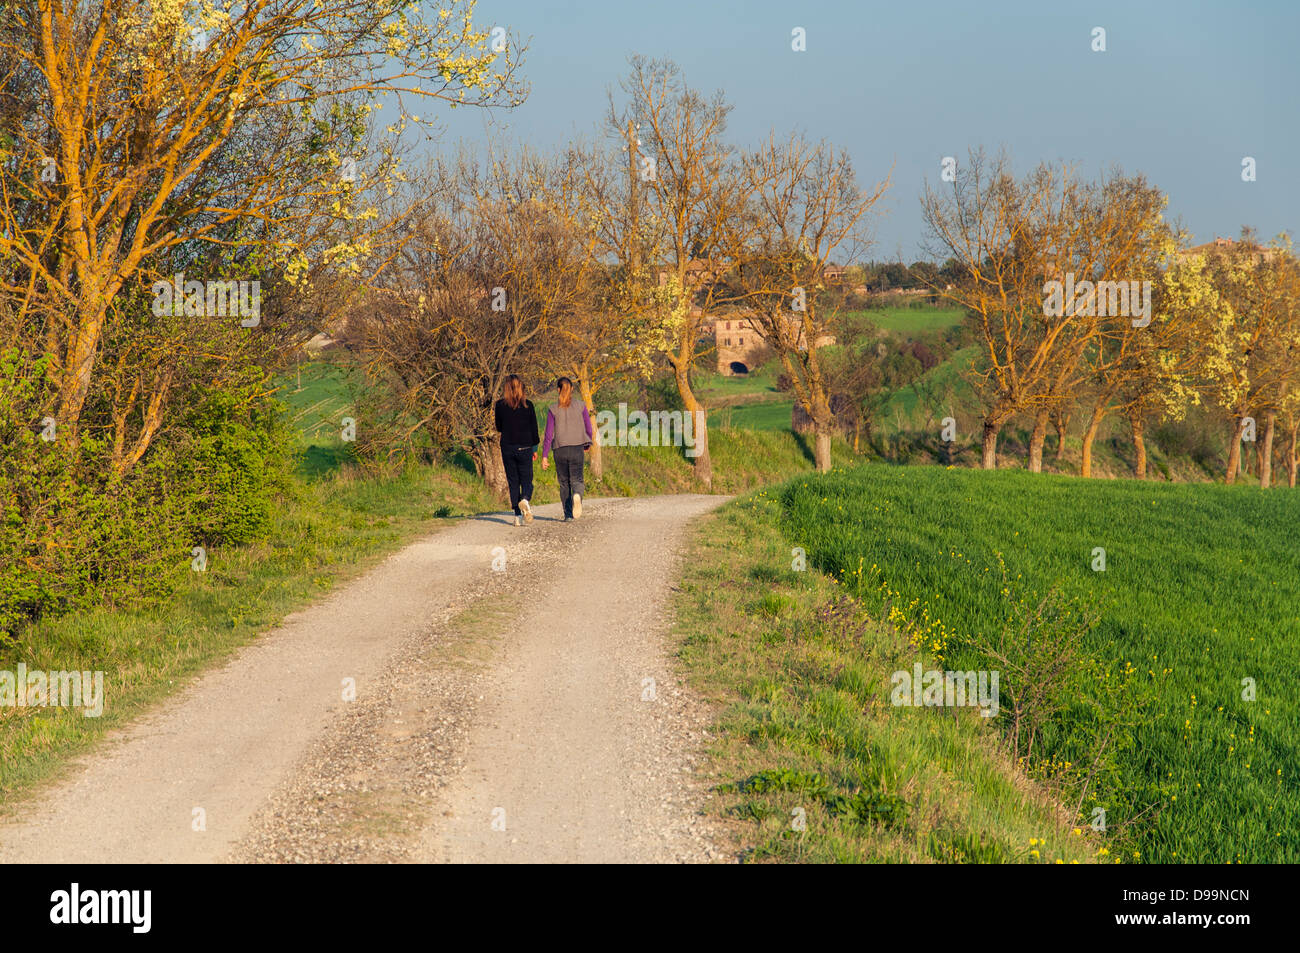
[494,375,540,526]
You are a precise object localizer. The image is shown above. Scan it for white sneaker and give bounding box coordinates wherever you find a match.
[519,499,533,523]
[514,515,522,527]
[572,494,582,519]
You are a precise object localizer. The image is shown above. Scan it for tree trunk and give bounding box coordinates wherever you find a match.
[1052,413,1068,461]
[671,357,711,487]
[1080,405,1105,479]
[814,425,832,472]
[587,428,604,481]
[578,372,603,481]
[1287,424,1298,488]
[1027,409,1049,473]
[476,435,510,501]
[1225,416,1247,485]
[1260,411,1276,489]
[115,371,174,475]
[1129,412,1147,479]
[981,418,999,470]
[55,308,105,429]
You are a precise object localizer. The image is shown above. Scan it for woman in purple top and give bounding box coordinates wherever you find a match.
[540,377,592,521]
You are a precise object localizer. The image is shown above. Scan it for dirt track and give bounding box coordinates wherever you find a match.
[0,495,728,864]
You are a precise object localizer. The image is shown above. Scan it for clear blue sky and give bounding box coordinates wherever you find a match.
[432,0,1298,262]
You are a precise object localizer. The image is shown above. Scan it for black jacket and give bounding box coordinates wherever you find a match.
[494,399,540,449]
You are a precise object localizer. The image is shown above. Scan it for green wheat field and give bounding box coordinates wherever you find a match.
[771,465,1300,862]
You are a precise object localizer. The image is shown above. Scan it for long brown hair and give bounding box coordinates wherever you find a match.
[556,376,573,408]
[503,374,525,409]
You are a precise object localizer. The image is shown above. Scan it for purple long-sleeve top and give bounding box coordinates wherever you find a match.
[541,403,593,460]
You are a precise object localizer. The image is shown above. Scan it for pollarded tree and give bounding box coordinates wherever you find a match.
[1070,182,1189,479]
[605,56,750,488]
[921,150,1082,469]
[1274,252,1300,489]
[546,270,683,481]
[1040,171,1168,476]
[1252,244,1300,488]
[1279,386,1300,489]
[1112,244,1214,478]
[723,133,888,471]
[923,155,1173,474]
[547,139,683,480]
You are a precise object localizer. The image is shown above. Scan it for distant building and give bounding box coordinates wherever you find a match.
[712,312,835,375]
[652,260,840,374]
[713,314,764,375]
[654,260,721,289]
[1179,236,1283,263]
[1181,236,1237,258]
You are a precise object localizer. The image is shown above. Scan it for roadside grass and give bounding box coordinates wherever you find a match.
[0,463,498,807]
[774,464,1300,863]
[0,362,851,806]
[673,487,1100,863]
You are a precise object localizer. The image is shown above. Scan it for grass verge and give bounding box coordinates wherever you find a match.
[672,485,1101,864]
[0,463,498,808]
[0,388,852,806]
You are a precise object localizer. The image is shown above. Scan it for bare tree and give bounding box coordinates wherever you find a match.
[1068,174,1176,477]
[605,56,746,488]
[346,151,597,497]
[723,133,888,471]
[923,153,1170,473]
[922,150,1065,468]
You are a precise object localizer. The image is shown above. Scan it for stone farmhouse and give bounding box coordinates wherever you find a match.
[652,261,846,375]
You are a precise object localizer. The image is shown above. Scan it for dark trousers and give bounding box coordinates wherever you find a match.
[554,444,585,517]
[501,445,533,516]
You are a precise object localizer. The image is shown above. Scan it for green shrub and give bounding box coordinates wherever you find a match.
[0,355,290,642]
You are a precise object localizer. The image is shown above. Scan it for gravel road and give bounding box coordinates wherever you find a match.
[0,495,729,864]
